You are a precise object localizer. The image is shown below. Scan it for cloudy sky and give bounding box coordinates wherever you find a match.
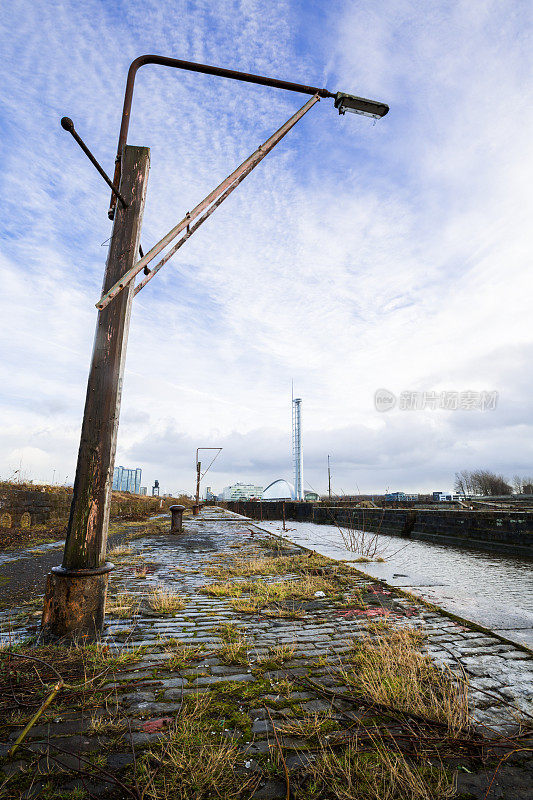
[1,0,532,497]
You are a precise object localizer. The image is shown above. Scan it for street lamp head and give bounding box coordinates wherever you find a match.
[334,92,389,119]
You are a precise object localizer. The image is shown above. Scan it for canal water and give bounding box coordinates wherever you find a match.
[257,519,533,649]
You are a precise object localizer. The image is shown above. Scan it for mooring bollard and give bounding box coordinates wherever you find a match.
[169,504,185,534]
[192,504,200,516]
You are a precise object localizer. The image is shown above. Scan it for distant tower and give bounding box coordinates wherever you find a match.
[292,397,304,501]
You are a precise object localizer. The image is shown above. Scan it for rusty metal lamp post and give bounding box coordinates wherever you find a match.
[194,447,222,515]
[41,54,388,641]
[193,461,201,516]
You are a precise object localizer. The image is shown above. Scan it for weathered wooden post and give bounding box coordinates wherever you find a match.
[41,145,150,640]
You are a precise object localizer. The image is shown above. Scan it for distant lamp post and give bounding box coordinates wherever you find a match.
[194,448,222,515]
[41,54,388,641]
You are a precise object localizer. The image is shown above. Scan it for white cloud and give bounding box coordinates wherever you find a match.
[1,0,532,495]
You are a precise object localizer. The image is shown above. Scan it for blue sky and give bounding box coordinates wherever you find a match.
[1,0,532,496]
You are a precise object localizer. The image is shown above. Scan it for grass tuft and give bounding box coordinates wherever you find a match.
[256,644,296,670]
[205,552,348,579]
[214,622,243,642]
[107,543,134,557]
[202,580,242,598]
[340,626,470,734]
[298,737,455,800]
[276,711,336,740]
[106,591,140,618]
[219,636,249,666]
[203,574,347,611]
[148,588,186,613]
[79,641,146,669]
[134,565,149,578]
[229,597,262,614]
[164,641,205,670]
[138,693,256,799]
[89,712,128,735]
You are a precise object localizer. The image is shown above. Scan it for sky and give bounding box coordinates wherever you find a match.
[1,0,532,497]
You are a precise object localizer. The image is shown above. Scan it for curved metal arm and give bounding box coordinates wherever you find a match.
[196,447,223,475]
[108,54,335,217]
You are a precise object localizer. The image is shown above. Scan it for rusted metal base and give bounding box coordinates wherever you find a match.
[40,563,114,641]
[192,504,200,516]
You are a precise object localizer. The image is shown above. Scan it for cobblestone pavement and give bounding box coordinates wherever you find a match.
[0,507,532,799]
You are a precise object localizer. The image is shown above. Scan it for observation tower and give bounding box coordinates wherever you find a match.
[292,397,304,501]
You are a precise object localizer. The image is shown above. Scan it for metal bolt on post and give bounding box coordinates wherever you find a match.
[169,505,185,534]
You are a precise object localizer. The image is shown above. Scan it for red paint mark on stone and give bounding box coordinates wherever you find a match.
[336,608,391,618]
[142,717,173,732]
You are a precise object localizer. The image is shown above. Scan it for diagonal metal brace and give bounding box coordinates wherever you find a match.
[96,94,320,310]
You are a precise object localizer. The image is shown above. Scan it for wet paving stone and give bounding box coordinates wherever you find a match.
[0,507,532,798]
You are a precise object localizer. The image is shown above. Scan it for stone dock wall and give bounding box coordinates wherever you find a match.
[0,482,174,533]
[0,484,71,530]
[220,500,533,558]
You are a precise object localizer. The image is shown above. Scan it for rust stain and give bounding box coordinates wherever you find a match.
[86,499,99,546]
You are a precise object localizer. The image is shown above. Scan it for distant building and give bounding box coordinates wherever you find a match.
[304,491,319,502]
[113,466,142,494]
[220,483,263,501]
[432,491,461,502]
[152,480,160,497]
[139,486,147,496]
[384,492,419,501]
[205,486,217,501]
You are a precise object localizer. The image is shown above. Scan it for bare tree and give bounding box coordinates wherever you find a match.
[512,475,524,494]
[455,469,512,496]
[471,470,512,496]
[512,475,533,494]
[454,470,474,497]
[523,478,533,494]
